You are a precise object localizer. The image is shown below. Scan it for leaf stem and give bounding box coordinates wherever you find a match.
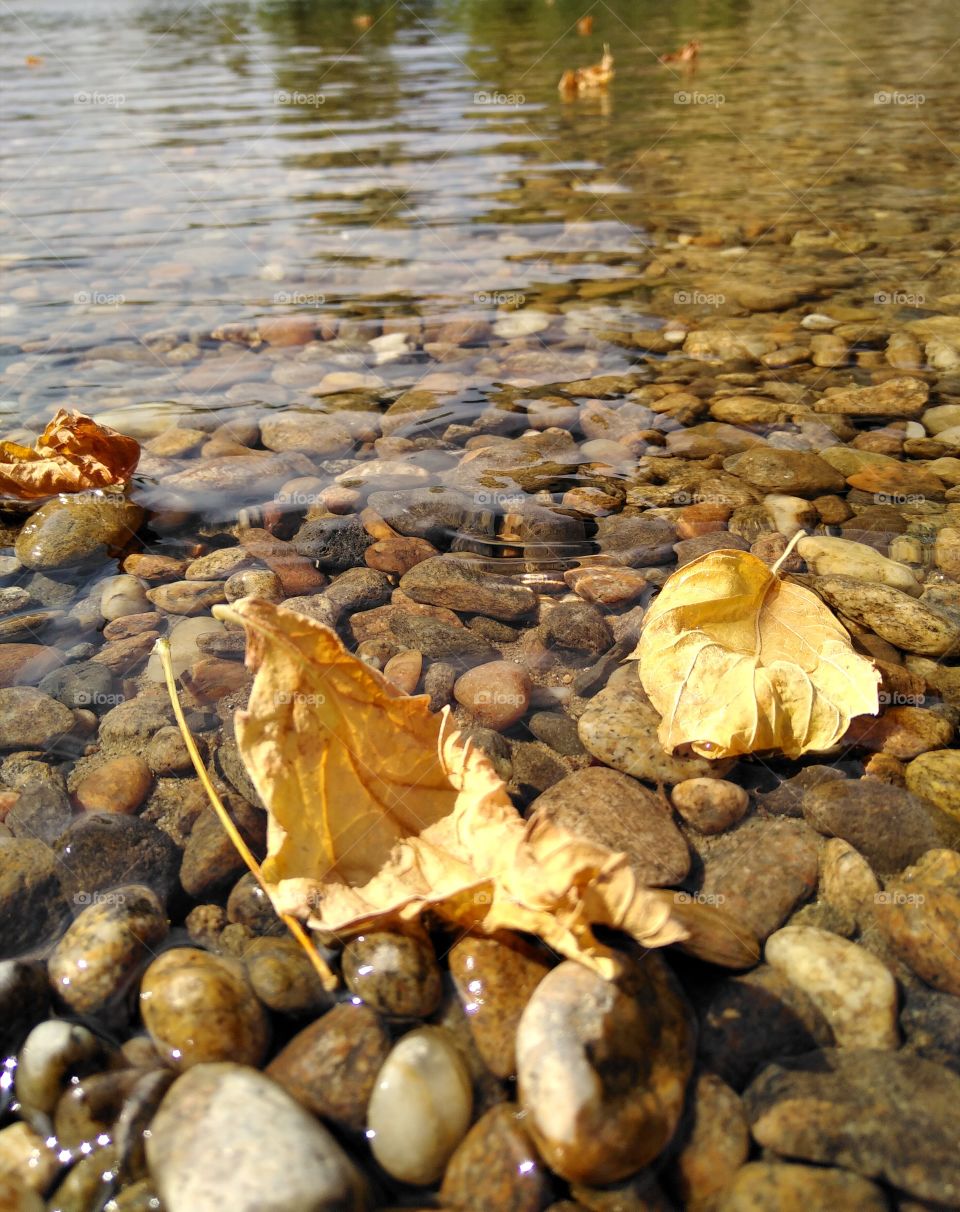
[153,637,338,991]
[771,527,805,576]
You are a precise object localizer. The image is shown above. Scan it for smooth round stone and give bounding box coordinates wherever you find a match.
[139,948,270,1070]
[399,557,536,621]
[341,928,442,1018]
[100,574,150,621]
[493,310,552,338]
[72,756,152,814]
[0,644,64,689]
[577,678,720,784]
[0,838,69,957]
[905,749,960,820]
[874,849,960,996]
[266,1003,391,1131]
[47,885,167,1016]
[448,934,551,1079]
[226,871,284,936]
[224,569,284,603]
[15,1019,113,1127]
[764,926,898,1048]
[516,956,695,1185]
[671,778,749,834]
[145,616,225,681]
[367,1026,473,1185]
[529,766,690,886]
[14,495,144,571]
[146,1062,365,1212]
[720,1162,889,1211]
[440,1103,549,1212]
[145,725,198,776]
[0,687,75,750]
[453,661,532,731]
[38,660,118,712]
[382,648,422,694]
[146,580,226,616]
[540,601,614,654]
[184,548,256,581]
[260,413,353,456]
[243,937,332,1017]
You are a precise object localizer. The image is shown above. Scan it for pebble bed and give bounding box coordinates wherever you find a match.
[2,288,960,1212]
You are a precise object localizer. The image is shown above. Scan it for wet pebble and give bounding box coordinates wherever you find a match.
[15,1019,113,1128]
[146,1062,365,1212]
[367,1026,473,1185]
[904,748,960,819]
[139,948,270,1069]
[802,776,959,872]
[699,818,820,941]
[100,574,151,621]
[292,515,374,573]
[0,644,64,689]
[453,661,532,730]
[243,936,333,1017]
[0,838,68,957]
[341,928,442,1018]
[671,777,749,834]
[529,767,690,885]
[744,1049,960,1205]
[449,934,551,1079]
[14,495,143,571]
[146,580,226,615]
[222,568,283,603]
[718,1162,888,1211]
[577,675,720,783]
[874,848,960,996]
[0,687,75,750]
[47,885,167,1016]
[764,925,898,1048]
[814,575,960,657]
[56,813,181,905]
[72,756,152,814]
[517,956,694,1185]
[540,601,613,654]
[145,725,199,775]
[843,704,954,759]
[400,556,537,620]
[440,1102,550,1212]
[266,1002,391,1130]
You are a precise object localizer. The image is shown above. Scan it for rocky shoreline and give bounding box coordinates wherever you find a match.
[2,302,960,1210]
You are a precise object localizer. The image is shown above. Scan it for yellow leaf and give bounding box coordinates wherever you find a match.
[0,409,140,501]
[215,598,686,980]
[633,546,879,759]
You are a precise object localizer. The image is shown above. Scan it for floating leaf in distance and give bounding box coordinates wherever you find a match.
[0,409,140,500]
[633,546,879,759]
[214,598,686,980]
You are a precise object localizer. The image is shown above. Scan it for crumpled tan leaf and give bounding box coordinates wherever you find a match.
[215,598,685,979]
[0,409,140,500]
[633,547,879,759]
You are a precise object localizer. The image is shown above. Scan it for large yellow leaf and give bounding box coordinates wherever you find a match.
[633,547,879,759]
[0,409,140,500]
[214,598,685,979]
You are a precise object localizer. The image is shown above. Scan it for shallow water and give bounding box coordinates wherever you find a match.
[3,0,958,435]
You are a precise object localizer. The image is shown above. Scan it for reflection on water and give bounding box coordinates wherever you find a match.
[1,0,958,434]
